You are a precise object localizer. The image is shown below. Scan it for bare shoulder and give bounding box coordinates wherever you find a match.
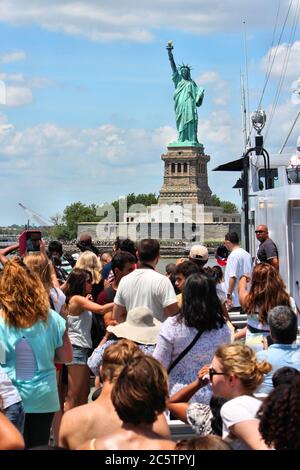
[59,402,96,448]
[67,295,86,315]
[62,400,122,449]
[155,439,176,450]
[91,432,176,451]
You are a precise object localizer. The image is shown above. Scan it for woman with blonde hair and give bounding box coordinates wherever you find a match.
[206,343,271,450]
[237,263,297,350]
[24,251,66,315]
[75,251,103,300]
[168,343,271,450]
[0,257,72,448]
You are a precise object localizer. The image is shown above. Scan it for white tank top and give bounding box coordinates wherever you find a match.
[67,310,92,349]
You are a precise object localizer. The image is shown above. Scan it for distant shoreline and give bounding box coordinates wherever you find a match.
[0,241,219,256]
[61,244,217,257]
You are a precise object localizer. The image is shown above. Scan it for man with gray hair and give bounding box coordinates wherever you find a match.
[255,305,300,397]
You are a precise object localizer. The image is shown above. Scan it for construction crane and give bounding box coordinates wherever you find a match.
[18,203,52,228]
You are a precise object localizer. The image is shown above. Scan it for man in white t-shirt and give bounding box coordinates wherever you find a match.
[113,239,178,323]
[224,232,252,309]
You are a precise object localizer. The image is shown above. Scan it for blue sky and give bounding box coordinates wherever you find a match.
[0,0,299,225]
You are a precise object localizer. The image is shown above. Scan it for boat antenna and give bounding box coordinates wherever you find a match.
[240,72,248,152]
[243,20,251,145]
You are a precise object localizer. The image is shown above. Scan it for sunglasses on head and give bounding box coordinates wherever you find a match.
[209,367,226,381]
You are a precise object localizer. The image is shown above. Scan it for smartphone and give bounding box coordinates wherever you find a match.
[19,230,42,256]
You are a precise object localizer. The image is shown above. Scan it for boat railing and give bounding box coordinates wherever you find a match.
[168,419,196,441]
[229,312,247,330]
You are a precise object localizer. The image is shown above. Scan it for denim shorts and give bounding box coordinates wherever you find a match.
[4,400,25,434]
[66,345,91,366]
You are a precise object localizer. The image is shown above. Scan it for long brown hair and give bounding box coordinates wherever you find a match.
[0,257,49,328]
[243,263,291,324]
[63,268,91,304]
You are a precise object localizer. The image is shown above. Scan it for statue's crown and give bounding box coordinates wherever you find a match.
[179,63,192,71]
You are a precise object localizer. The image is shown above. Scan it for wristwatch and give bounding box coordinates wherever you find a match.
[227,293,232,299]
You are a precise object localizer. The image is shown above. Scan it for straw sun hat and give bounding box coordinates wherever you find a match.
[106,306,161,345]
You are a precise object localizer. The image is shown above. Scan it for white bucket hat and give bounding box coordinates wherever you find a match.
[106,306,161,345]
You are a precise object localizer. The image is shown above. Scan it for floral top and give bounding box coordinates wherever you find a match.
[186,403,213,435]
[87,338,155,376]
[153,316,231,404]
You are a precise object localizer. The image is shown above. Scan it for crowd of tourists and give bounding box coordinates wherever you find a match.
[0,228,299,451]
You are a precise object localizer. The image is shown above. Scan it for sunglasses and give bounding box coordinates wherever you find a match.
[209,367,226,381]
[255,230,265,234]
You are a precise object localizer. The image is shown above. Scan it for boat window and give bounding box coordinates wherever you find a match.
[258,168,279,190]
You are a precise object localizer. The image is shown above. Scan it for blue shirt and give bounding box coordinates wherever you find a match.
[256,343,300,395]
[0,309,66,413]
[102,262,112,280]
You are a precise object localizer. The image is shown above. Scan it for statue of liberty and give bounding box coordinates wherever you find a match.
[166,41,204,147]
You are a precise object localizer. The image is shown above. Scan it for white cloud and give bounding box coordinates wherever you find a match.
[0,113,14,134]
[0,50,26,63]
[261,41,300,79]
[0,73,53,107]
[0,120,175,168]
[263,98,300,153]
[198,110,240,149]
[0,0,292,43]
[197,71,230,106]
[0,116,177,223]
[0,111,245,223]
[0,73,25,82]
[5,86,33,107]
[0,80,6,105]
[28,76,54,88]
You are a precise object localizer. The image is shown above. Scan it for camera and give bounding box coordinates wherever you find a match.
[19,230,42,257]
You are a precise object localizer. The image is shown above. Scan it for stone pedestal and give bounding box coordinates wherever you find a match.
[158,146,212,206]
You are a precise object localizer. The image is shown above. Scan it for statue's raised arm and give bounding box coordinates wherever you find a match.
[166,41,177,75]
[165,41,204,147]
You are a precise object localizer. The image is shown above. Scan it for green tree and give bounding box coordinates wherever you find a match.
[210,194,221,207]
[111,193,158,221]
[50,224,71,240]
[62,202,101,239]
[221,201,239,214]
[211,194,238,214]
[50,202,101,240]
[51,195,159,240]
